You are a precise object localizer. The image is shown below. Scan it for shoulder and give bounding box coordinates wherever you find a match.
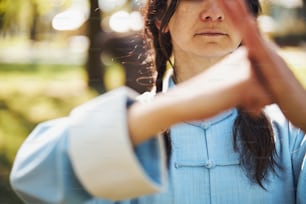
[264,104,305,150]
[264,104,304,135]
[264,104,288,127]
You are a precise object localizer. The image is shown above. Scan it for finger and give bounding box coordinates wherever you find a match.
[236,0,254,17]
[216,0,262,50]
[234,0,263,46]
[216,0,252,27]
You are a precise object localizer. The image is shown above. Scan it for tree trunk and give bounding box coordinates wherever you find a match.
[302,0,306,19]
[86,0,105,93]
[29,2,39,41]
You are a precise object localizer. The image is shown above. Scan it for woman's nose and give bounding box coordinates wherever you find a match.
[199,1,224,22]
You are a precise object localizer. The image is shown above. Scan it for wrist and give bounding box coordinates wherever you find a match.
[128,93,179,145]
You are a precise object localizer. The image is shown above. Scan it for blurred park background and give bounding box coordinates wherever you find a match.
[0,0,305,203]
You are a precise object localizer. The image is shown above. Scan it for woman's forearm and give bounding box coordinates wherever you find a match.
[128,92,182,145]
[247,42,306,132]
[128,51,261,146]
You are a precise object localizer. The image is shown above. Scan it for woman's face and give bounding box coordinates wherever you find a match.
[167,0,242,59]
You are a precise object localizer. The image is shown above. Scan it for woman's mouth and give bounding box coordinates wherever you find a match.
[194,31,228,37]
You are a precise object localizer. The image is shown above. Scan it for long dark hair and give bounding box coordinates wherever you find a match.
[144,0,279,188]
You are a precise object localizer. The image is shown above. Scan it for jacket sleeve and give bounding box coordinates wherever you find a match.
[289,125,306,204]
[10,87,167,203]
[10,118,92,204]
[266,105,306,204]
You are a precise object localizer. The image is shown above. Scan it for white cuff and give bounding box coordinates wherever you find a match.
[68,87,166,201]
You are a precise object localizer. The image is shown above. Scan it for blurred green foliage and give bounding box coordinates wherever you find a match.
[0,63,99,160]
[0,63,97,203]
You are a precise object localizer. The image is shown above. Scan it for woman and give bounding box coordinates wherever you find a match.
[10,0,306,203]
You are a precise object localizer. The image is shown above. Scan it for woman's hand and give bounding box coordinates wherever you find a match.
[216,0,306,132]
